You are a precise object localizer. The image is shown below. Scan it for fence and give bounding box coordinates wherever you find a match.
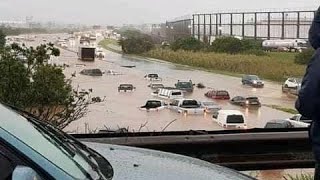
[163,9,316,43]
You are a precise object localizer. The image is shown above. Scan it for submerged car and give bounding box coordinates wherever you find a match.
[242,75,264,88]
[148,83,165,90]
[80,69,103,76]
[175,80,194,92]
[212,110,247,129]
[169,99,205,114]
[205,90,230,100]
[282,78,302,95]
[0,104,253,180]
[118,84,136,92]
[282,77,302,89]
[230,96,261,107]
[264,119,309,128]
[105,70,122,75]
[144,74,162,81]
[288,114,312,124]
[140,100,167,111]
[200,101,222,113]
[264,119,294,128]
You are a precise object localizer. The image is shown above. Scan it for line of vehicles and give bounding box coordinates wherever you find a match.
[123,73,264,130]
[77,68,308,130]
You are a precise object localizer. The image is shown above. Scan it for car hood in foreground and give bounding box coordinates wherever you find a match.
[84,142,253,180]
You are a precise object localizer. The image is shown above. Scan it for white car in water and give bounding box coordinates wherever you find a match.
[213,110,247,129]
[169,99,205,115]
[200,101,222,113]
[144,74,162,81]
[283,78,302,89]
[105,70,122,75]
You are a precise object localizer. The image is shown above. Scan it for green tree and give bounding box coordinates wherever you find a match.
[241,39,263,50]
[0,43,101,129]
[211,37,243,54]
[119,30,154,54]
[170,37,204,52]
[0,29,6,48]
[294,48,315,65]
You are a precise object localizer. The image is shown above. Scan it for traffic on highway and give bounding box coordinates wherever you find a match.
[14,33,306,133]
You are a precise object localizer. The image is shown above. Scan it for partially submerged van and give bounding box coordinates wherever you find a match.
[213,110,247,129]
[154,88,184,100]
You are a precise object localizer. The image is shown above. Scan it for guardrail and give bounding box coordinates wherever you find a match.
[73,128,314,171]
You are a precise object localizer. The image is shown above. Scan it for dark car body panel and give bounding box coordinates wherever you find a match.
[242,75,264,88]
[118,84,135,92]
[205,90,230,100]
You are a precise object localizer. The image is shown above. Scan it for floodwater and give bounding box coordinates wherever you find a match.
[23,34,310,180]
[28,34,296,133]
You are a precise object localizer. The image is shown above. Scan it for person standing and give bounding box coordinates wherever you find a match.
[296,7,320,179]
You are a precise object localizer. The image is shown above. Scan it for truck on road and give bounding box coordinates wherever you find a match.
[78,46,95,61]
[262,39,308,52]
[169,99,205,115]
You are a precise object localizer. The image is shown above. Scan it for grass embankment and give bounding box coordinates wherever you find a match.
[98,39,122,53]
[144,49,306,82]
[264,105,299,114]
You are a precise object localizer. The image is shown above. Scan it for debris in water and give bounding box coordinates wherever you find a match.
[197,83,206,89]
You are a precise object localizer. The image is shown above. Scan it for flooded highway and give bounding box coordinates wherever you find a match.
[25,34,298,133]
[18,34,310,180]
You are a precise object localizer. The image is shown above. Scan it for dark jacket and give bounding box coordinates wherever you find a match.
[296,7,320,161]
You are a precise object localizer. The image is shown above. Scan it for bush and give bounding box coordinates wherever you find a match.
[170,37,204,52]
[119,30,155,54]
[211,37,243,54]
[145,48,305,82]
[242,49,267,56]
[294,48,315,65]
[241,39,263,50]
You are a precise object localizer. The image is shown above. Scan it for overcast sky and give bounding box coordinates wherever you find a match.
[0,0,318,25]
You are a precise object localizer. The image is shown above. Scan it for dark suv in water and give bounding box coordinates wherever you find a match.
[242,75,264,88]
[0,104,253,180]
[175,80,194,92]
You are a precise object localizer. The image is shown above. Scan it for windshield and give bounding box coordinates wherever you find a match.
[172,92,182,96]
[146,101,162,107]
[226,115,245,124]
[248,75,260,80]
[177,82,192,88]
[0,2,315,179]
[181,100,199,107]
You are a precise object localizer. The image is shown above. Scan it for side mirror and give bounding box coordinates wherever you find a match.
[12,166,41,180]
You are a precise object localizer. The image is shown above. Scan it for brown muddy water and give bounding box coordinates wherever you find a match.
[26,34,308,180]
[59,46,295,133]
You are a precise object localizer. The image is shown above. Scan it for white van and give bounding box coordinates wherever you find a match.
[154,88,184,100]
[213,110,247,129]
